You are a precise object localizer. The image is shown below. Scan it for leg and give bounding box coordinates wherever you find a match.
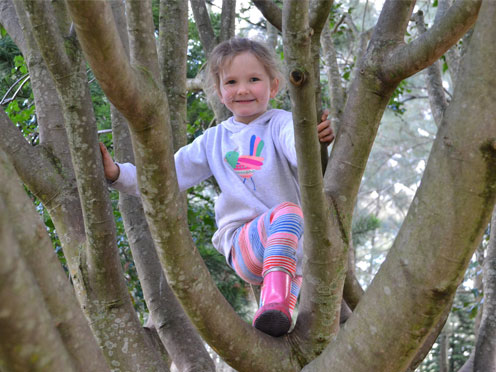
[230,202,303,336]
[254,202,303,336]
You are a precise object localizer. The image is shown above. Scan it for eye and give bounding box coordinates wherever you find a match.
[250,77,260,82]
[225,80,236,85]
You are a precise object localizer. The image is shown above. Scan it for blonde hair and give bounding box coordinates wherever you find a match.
[206,37,284,95]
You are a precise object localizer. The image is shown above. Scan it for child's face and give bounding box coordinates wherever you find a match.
[218,52,279,124]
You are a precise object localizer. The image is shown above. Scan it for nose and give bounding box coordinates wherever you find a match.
[237,82,249,94]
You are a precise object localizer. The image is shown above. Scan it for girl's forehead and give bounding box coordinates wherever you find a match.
[219,52,268,76]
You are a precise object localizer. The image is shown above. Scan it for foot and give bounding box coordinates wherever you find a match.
[253,303,291,337]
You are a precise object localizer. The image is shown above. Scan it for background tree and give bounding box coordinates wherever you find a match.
[1,0,495,371]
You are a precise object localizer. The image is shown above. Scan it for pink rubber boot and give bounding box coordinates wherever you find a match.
[253,270,293,337]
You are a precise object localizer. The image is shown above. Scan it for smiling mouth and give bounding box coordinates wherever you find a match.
[234,99,255,103]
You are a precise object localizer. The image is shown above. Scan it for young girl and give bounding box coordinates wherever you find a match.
[101,37,334,337]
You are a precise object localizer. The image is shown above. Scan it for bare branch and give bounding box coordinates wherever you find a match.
[252,0,282,31]
[190,0,217,56]
[158,0,188,150]
[0,109,62,201]
[369,0,415,44]
[412,10,448,127]
[0,0,26,54]
[65,0,143,122]
[220,0,236,42]
[308,0,333,35]
[187,76,204,92]
[0,150,109,372]
[126,0,161,81]
[474,207,496,371]
[16,0,72,77]
[283,0,345,361]
[309,1,496,368]
[383,0,481,83]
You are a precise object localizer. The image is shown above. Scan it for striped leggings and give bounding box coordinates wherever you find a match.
[230,202,303,310]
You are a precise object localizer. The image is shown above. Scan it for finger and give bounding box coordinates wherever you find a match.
[321,109,329,121]
[317,120,332,133]
[319,134,335,144]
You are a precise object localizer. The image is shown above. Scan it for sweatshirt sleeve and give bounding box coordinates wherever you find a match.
[111,162,140,197]
[174,132,213,191]
[277,112,298,168]
[111,132,212,195]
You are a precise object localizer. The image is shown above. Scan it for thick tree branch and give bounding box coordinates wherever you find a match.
[252,0,282,31]
[189,0,216,57]
[0,110,62,202]
[65,0,143,123]
[0,194,78,372]
[220,0,236,42]
[126,0,161,81]
[68,1,299,370]
[282,0,345,363]
[306,1,496,369]
[158,0,188,150]
[308,0,332,34]
[0,150,108,372]
[474,207,496,372]
[15,0,72,77]
[369,0,415,44]
[0,0,26,54]
[19,1,167,369]
[382,0,481,83]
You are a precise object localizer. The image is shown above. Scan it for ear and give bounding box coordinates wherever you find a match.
[270,78,279,99]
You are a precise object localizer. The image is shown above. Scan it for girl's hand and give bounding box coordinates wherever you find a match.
[99,142,120,182]
[317,110,335,144]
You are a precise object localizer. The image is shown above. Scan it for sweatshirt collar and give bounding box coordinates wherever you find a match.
[222,109,276,133]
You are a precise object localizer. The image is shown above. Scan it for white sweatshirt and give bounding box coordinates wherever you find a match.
[113,109,304,273]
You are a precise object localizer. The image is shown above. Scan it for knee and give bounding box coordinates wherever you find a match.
[270,202,304,236]
[271,202,303,220]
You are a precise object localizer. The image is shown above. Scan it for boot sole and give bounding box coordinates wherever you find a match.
[254,309,291,337]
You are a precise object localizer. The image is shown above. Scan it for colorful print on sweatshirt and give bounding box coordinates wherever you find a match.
[225,135,265,190]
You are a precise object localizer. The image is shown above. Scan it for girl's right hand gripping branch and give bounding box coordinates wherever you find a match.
[99,142,120,182]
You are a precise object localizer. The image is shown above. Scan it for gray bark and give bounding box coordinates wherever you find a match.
[0,150,107,372]
[282,0,345,363]
[306,0,496,370]
[474,207,496,372]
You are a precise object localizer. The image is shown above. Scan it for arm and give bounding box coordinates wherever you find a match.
[100,132,213,195]
[279,110,334,167]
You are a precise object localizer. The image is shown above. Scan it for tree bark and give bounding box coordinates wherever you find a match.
[66,1,299,370]
[305,0,496,369]
[0,150,107,372]
[473,207,496,372]
[282,0,345,364]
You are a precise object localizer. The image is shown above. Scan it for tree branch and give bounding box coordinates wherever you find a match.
[0,109,62,201]
[189,0,217,57]
[126,0,161,81]
[282,0,345,362]
[158,0,188,150]
[306,1,496,368]
[16,0,72,77]
[68,1,299,370]
[412,10,448,128]
[220,0,236,42]
[0,0,26,54]
[308,0,333,34]
[19,1,167,369]
[382,0,481,83]
[474,207,496,371]
[252,0,282,31]
[0,150,108,372]
[65,0,143,122]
